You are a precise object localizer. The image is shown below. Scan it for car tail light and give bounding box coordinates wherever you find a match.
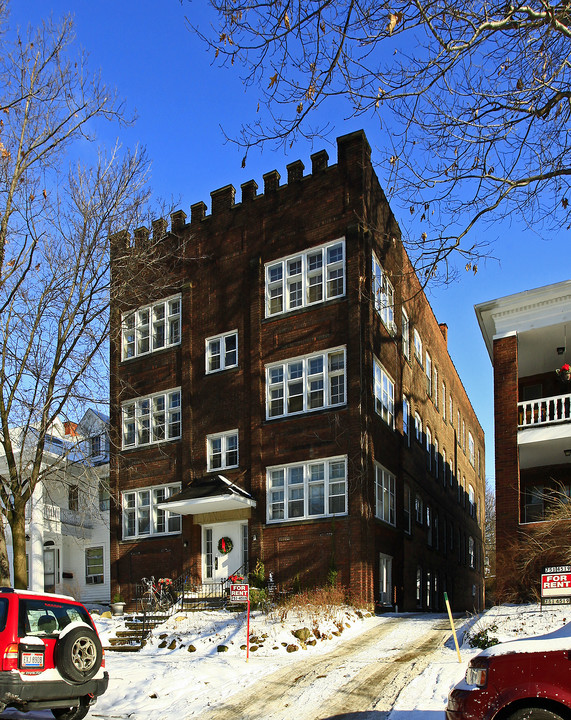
[465,660,489,687]
[3,643,19,671]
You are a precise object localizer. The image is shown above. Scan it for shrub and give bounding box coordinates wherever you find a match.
[466,623,500,649]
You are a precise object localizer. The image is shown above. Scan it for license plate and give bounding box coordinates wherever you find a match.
[21,652,44,668]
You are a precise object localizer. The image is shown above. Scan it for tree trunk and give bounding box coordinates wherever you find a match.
[0,521,11,587]
[11,511,27,589]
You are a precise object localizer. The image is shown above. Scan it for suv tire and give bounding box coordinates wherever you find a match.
[55,626,103,684]
[507,709,564,720]
[52,702,90,720]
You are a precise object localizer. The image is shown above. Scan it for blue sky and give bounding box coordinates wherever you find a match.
[11,1,568,485]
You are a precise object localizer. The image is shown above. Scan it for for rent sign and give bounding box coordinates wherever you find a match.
[541,566,571,604]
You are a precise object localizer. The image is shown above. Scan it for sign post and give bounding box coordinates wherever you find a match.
[229,583,250,660]
[444,591,462,663]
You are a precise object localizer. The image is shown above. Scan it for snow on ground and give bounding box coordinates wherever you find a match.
[1,602,569,719]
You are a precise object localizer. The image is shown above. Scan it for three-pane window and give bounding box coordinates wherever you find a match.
[122,389,181,448]
[267,457,347,522]
[265,240,345,317]
[266,348,346,419]
[122,295,181,360]
[122,484,181,539]
[85,547,104,585]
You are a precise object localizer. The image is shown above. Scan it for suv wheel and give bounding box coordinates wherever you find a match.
[52,703,90,720]
[507,709,564,720]
[55,626,102,684]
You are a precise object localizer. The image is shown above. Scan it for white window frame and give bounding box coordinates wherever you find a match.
[122,388,181,449]
[265,347,346,419]
[425,352,432,397]
[375,462,396,526]
[403,396,411,446]
[205,330,238,374]
[122,294,181,360]
[372,252,395,330]
[402,308,410,359]
[469,536,475,569]
[207,430,239,471]
[468,432,475,466]
[403,483,411,534]
[425,426,432,470]
[427,505,432,546]
[265,239,345,317]
[433,367,438,408]
[469,484,476,518]
[415,494,423,524]
[122,483,182,539]
[374,358,395,428]
[442,382,446,422]
[85,546,104,585]
[434,437,439,479]
[414,412,422,443]
[266,456,348,523]
[413,329,423,364]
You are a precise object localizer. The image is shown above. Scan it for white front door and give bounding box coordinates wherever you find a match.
[203,522,244,583]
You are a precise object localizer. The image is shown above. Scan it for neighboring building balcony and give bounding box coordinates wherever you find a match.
[25,503,94,538]
[518,390,571,469]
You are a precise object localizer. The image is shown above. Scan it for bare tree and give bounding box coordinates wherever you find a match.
[0,6,152,587]
[187,0,571,279]
[484,484,496,604]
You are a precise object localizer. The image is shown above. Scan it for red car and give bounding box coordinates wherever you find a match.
[447,622,571,720]
[0,587,108,719]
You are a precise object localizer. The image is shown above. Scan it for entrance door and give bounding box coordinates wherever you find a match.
[44,548,58,593]
[378,553,393,607]
[203,522,244,583]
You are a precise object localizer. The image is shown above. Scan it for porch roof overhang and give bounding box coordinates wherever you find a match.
[157,475,256,516]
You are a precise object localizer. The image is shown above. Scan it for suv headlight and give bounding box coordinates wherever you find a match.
[465,660,489,688]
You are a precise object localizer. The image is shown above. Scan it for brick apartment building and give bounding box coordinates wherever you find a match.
[476,280,571,600]
[110,130,485,611]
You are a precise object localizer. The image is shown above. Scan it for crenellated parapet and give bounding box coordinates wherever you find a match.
[110,130,374,251]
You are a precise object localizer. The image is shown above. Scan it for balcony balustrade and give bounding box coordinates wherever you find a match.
[518,391,571,428]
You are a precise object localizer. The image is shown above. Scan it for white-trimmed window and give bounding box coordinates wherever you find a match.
[449,394,453,425]
[403,484,411,534]
[402,309,410,359]
[433,367,438,408]
[427,505,432,546]
[434,438,439,479]
[266,347,346,419]
[85,546,104,585]
[425,352,432,397]
[469,484,476,518]
[207,430,239,471]
[442,448,447,486]
[122,483,181,539]
[403,396,411,446]
[374,358,395,427]
[442,382,446,422]
[206,331,238,373]
[375,463,396,526]
[266,456,347,522]
[413,329,423,364]
[426,426,432,470]
[265,239,345,316]
[414,412,422,443]
[372,253,395,330]
[122,294,181,360]
[469,536,475,568]
[122,388,181,448]
[468,432,475,466]
[415,495,423,523]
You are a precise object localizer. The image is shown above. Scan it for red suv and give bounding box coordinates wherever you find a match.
[0,587,108,720]
[447,622,571,720]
